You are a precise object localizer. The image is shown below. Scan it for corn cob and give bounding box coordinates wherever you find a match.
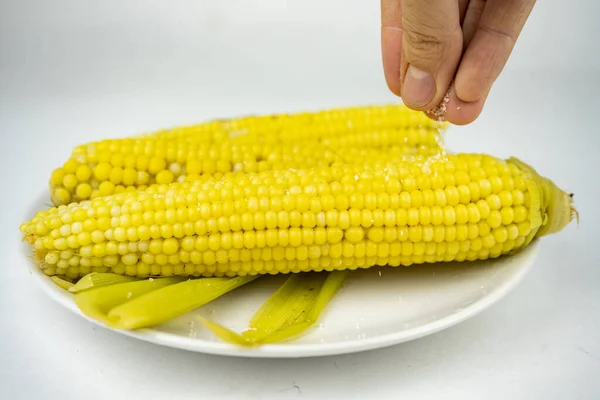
[22,153,575,280]
[48,104,446,205]
[145,103,446,141]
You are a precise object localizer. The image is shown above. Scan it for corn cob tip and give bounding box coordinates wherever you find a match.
[540,180,575,236]
[507,157,575,237]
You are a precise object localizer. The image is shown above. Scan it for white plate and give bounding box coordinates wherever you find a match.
[24,239,539,358]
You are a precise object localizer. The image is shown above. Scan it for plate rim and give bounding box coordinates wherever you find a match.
[25,240,539,358]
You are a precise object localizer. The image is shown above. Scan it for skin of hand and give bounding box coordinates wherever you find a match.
[381,0,536,125]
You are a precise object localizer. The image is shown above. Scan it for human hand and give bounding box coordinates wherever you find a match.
[381,0,536,124]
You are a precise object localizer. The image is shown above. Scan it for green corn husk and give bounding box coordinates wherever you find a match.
[70,270,346,346]
[107,276,259,330]
[75,277,183,324]
[257,270,347,344]
[243,272,328,342]
[69,273,139,293]
[198,317,251,346]
[50,276,74,291]
[201,271,347,346]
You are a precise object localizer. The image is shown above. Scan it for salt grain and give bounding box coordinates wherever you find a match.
[428,84,452,122]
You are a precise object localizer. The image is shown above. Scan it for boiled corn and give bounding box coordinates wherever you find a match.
[48,104,445,205]
[22,153,574,280]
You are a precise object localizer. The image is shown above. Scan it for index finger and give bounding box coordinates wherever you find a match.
[381,0,404,96]
[454,0,536,102]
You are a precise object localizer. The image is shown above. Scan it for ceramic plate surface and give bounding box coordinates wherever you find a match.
[25,240,539,358]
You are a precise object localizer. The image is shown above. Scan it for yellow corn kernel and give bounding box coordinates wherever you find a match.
[94,163,112,181]
[52,188,71,205]
[76,184,93,200]
[76,165,92,182]
[63,159,80,174]
[50,168,66,186]
[156,170,174,185]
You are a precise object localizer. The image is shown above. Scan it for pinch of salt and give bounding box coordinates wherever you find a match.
[428,87,452,121]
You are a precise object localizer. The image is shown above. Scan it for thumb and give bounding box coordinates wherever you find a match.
[400,0,463,110]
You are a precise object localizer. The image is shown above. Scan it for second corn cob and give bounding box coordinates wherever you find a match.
[48,104,446,205]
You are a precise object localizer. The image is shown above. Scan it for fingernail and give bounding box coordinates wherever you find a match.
[402,65,435,107]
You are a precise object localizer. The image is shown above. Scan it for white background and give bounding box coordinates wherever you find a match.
[1,1,599,399]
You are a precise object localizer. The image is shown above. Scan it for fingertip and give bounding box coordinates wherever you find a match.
[444,91,486,125]
[454,75,481,104]
[383,70,402,97]
[382,27,404,97]
[454,64,487,104]
[425,88,487,125]
[384,70,402,97]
